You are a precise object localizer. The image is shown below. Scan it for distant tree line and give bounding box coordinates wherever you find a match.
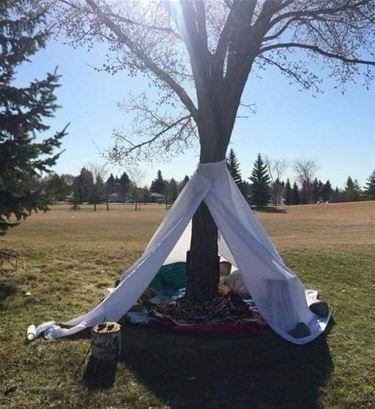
[225,149,375,207]
[30,166,191,211]
[28,154,375,212]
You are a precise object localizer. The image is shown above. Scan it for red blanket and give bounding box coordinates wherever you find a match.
[149,292,267,337]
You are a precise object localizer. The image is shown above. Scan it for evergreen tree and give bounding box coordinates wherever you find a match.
[44,174,70,201]
[249,154,271,207]
[311,178,321,203]
[118,172,131,196]
[345,176,361,202]
[0,2,67,234]
[226,149,242,186]
[284,179,293,205]
[73,168,94,202]
[167,178,178,204]
[332,187,342,203]
[105,173,117,194]
[292,182,300,205]
[322,180,333,202]
[364,170,375,199]
[179,175,190,193]
[150,170,166,194]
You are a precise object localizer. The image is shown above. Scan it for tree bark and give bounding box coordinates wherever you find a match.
[186,202,219,301]
[185,118,227,302]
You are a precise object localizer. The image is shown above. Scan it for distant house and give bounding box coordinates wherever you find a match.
[108,192,132,203]
[150,192,166,203]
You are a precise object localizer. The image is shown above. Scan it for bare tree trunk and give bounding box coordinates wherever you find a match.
[186,202,219,301]
[185,121,227,302]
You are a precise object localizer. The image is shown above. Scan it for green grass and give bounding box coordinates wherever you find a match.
[0,202,374,408]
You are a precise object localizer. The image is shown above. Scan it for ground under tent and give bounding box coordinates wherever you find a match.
[35,160,330,345]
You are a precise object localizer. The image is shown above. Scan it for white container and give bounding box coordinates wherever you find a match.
[26,324,36,341]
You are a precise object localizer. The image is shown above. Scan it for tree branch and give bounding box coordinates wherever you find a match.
[258,42,375,65]
[268,0,371,29]
[85,0,198,120]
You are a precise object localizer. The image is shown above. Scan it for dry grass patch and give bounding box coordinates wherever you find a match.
[0,201,374,409]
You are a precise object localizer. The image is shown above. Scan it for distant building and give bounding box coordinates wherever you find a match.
[107,192,132,203]
[150,192,166,203]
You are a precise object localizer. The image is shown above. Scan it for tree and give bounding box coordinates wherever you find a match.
[105,174,117,194]
[284,179,292,205]
[345,176,361,202]
[226,149,242,187]
[292,182,300,205]
[118,172,131,197]
[364,170,375,199]
[127,167,145,211]
[332,186,343,203]
[166,178,178,204]
[179,176,190,193]
[44,173,71,202]
[311,178,321,203]
[249,154,271,207]
[73,168,94,203]
[265,157,288,206]
[322,180,333,202]
[51,0,375,301]
[150,170,166,194]
[294,160,318,204]
[86,163,107,211]
[0,1,67,235]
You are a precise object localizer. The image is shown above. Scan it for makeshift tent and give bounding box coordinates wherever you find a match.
[35,160,330,345]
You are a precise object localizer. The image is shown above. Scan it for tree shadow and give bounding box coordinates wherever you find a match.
[120,325,333,409]
[82,356,118,390]
[252,207,287,214]
[0,281,17,310]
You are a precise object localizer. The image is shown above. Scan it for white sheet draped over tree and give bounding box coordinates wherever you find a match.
[37,161,330,345]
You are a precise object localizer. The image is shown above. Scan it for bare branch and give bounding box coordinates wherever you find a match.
[85,0,198,120]
[258,42,375,66]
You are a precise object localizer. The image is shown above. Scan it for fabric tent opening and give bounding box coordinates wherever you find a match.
[35,160,330,345]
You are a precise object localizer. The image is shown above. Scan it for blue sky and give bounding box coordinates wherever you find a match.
[17,38,375,189]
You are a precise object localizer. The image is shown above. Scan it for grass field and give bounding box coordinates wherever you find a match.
[1,201,374,409]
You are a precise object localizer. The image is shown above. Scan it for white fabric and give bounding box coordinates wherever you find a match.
[37,160,330,344]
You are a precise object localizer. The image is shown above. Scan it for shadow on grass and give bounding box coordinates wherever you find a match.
[120,325,333,409]
[252,206,287,214]
[82,356,118,390]
[0,281,17,310]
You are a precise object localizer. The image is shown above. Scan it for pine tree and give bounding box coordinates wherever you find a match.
[44,174,70,202]
[105,174,117,194]
[249,154,271,207]
[0,2,67,234]
[332,187,341,203]
[284,179,292,205]
[150,170,166,194]
[292,182,300,205]
[312,178,321,203]
[322,180,333,202]
[345,176,361,202]
[226,149,242,186]
[118,172,131,196]
[179,175,190,193]
[365,170,375,199]
[74,168,94,202]
[167,178,178,204]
